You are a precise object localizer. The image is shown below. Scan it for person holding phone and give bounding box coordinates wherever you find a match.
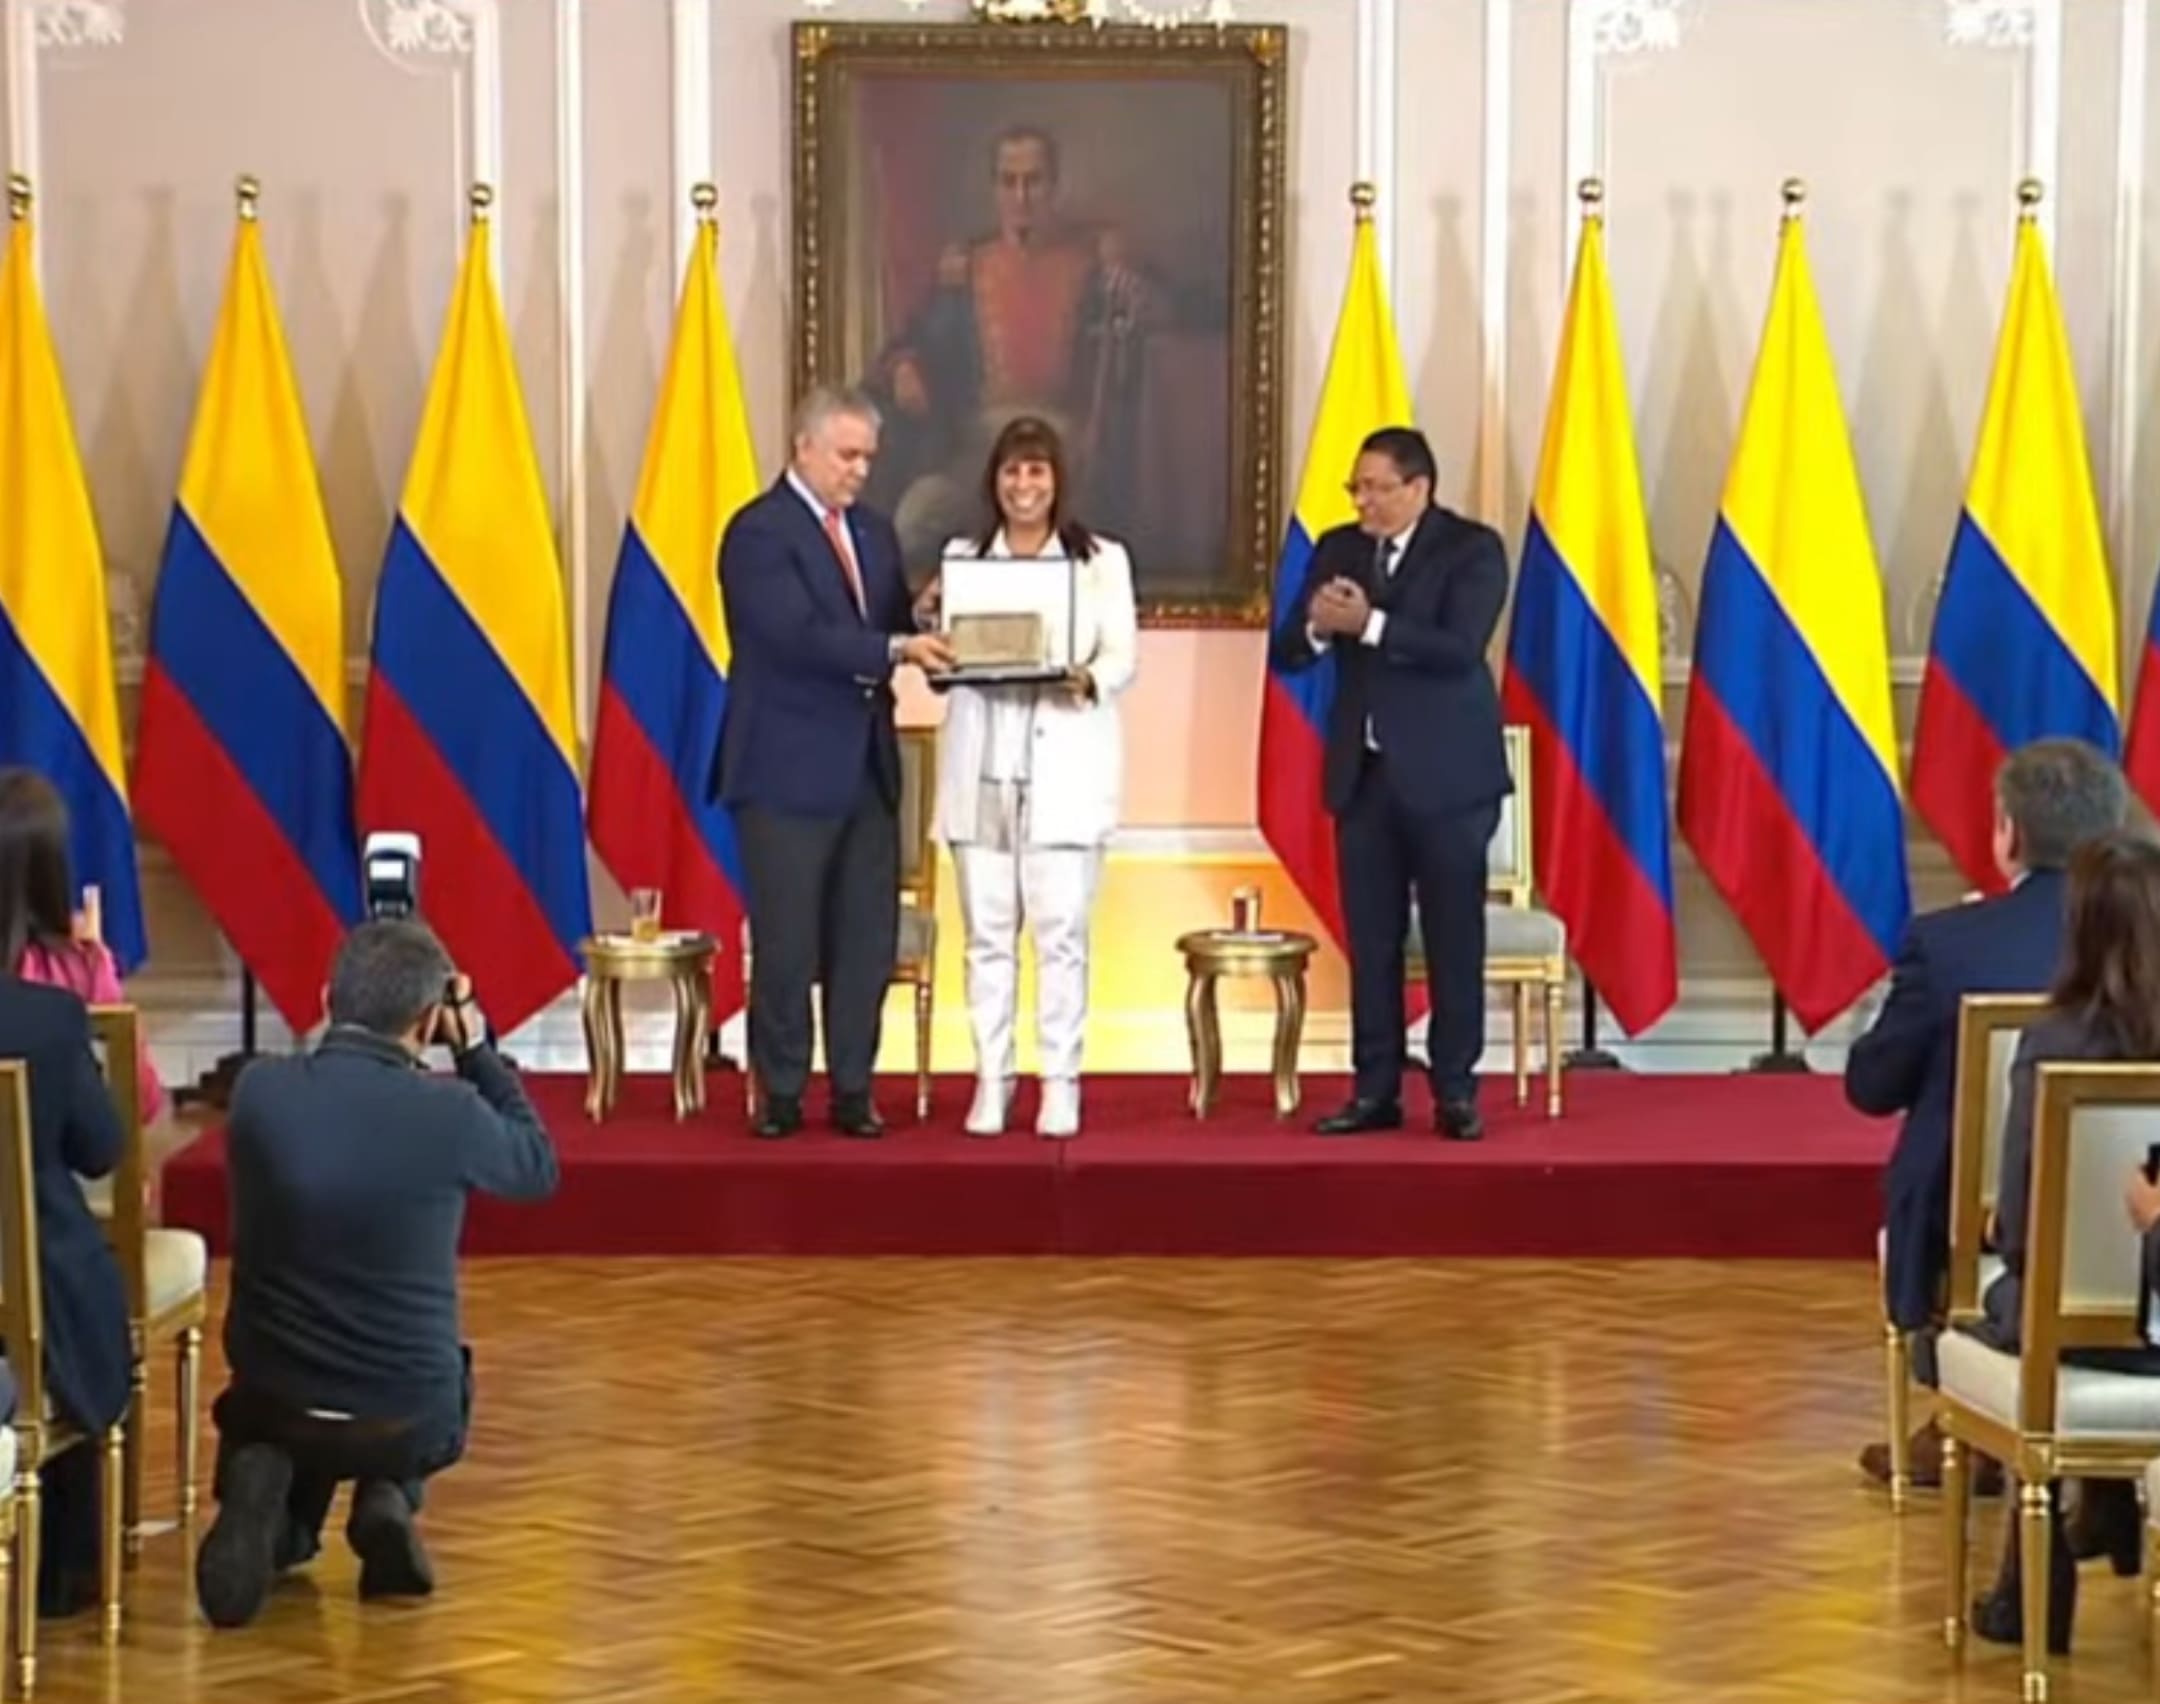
[196,919,557,1629]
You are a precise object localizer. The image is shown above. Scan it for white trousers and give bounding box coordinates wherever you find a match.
[951,844,1104,1082]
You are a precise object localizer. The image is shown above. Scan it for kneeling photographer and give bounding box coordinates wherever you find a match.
[196,918,558,1629]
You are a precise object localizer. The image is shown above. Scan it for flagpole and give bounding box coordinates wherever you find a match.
[1565,973,1622,1069]
[1744,991,1810,1074]
[180,966,261,1112]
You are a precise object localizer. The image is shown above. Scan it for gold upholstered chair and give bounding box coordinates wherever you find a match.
[1937,1061,2160,1702]
[744,728,940,1121]
[1878,993,2044,1511]
[0,1059,123,1692]
[88,1005,206,1558]
[1406,725,1567,1115]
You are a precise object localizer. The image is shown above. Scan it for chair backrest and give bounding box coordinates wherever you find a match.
[86,1005,148,1316]
[1487,725,1532,908]
[0,1061,48,1445]
[898,727,938,907]
[2014,1062,2160,1431]
[1946,993,2051,1319]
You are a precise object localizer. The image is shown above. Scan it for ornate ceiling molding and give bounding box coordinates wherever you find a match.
[1944,0,2036,49]
[32,1,123,50]
[359,0,475,59]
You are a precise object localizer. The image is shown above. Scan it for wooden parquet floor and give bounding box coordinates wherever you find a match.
[28,1258,2160,1702]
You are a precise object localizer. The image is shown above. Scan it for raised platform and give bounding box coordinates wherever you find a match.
[161,1070,1889,1258]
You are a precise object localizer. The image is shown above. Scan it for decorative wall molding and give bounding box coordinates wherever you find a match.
[31,0,120,50]
[1943,0,2037,48]
[1583,0,1685,57]
[358,0,474,58]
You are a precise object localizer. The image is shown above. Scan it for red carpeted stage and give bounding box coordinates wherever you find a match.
[162,1071,1890,1259]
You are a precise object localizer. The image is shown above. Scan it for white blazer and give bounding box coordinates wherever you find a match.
[932,530,1138,849]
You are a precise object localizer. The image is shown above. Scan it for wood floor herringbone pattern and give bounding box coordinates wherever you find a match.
[22,1258,2158,1702]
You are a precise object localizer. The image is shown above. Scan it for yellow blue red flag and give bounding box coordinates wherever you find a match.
[0,186,144,966]
[136,183,359,1025]
[1912,187,2119,890]
[587,192,754,1016]
[1500,194,1676,1034]
[356,188,592,1031]
[1676,194,1907,1031]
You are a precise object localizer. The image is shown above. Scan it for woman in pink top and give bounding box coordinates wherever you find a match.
[0,770,165,1120]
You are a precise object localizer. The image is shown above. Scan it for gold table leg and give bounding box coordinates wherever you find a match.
[669,968,709,1121]
[1185,968,1221,1118]
[582,973,618,1121]
[1270,968,1305,1117]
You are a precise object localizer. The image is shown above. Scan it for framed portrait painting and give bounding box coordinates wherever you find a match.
[792,20,1287,625]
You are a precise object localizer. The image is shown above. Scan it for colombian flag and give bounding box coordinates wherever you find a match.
[587,193,752,1018]
[2126,584,2160,814]
[1501,196,1676,1035]
[136,186,361,1028]
[1677,195,1908,1032]
[0,187,144,967]
[1912,190,2119,891]
[1257,199,1411,950]
[356,189,592,1032]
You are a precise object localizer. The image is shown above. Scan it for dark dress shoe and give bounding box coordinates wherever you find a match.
[348,1481,435,1600]
[1313,1099,1402,1135]
[1857,1423,2004,1496]
[1436,1100,1484,1141]
[752,1097,802,1140]
[1972,1489,2077,1656]
[833,1096,885,1139]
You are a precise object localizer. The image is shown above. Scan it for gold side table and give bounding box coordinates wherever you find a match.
[1175,928,1318,1119]
[580,933,717,1121]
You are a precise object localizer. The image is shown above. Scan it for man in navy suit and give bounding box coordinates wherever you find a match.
[1847,737,2127,1486]
[714,388,955,1138]
[1270,427,1511,1140]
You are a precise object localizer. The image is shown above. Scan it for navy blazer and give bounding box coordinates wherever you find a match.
[1268,507,1512,817]
[0,979,130,1432]
[711,478,916,818]
[1845,869,2067,1329]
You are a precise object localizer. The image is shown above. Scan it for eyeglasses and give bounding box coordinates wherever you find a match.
[1344,477,1408,499]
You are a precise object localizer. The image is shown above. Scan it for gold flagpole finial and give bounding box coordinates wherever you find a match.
[1578,177,1605,220]
[236,175,262,222]
[1349,181,1377,222]
[1780,177,1806,220]
[8,175,31,223]
[2017,177,2045,219]
[469,181,495,222]
[691,181,719,224]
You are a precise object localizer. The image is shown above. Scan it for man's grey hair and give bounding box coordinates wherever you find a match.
[1997,738,2130,869]
[792,385,881,445]
[327,919,455,1038]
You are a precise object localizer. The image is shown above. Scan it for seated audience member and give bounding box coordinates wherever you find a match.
[0,768,164,1121]
[195,920,557,1629]
[0,938,129,1616]
[1959,830,2160,1651]
[1846,738,2128,1487]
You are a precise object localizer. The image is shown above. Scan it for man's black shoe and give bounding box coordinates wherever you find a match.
[349,1480,435,1600]
[752,1096,801,1139]
[1437,1100,1484,1141]
[1312,1099,1402,1136]
[833,1095,885,1139]
[196,1443,294,1629]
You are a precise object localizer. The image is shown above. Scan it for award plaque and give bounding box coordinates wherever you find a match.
[935,553,1078,688]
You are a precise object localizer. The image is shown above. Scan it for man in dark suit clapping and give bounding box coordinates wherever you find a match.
[1847,737,2127,1487]
[713,387,955,1139]
[1271,427,1511,1141]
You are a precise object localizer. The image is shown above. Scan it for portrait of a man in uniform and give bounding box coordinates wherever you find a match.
[797,41,1280,621]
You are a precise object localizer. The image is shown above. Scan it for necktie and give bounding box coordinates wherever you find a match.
[823,508,866,615]
[1377,536,1398,583]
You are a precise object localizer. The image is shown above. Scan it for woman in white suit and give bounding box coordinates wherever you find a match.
[924,416,1137,1138]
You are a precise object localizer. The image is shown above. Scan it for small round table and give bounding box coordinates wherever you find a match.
[1175,928,1318,1119]
[580,932,717,1122]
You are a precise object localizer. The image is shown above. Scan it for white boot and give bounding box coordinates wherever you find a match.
[1036,1078,1081,1139]
[965,1076,1013,1137]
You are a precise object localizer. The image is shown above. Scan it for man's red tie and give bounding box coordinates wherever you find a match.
[823,508,866,616]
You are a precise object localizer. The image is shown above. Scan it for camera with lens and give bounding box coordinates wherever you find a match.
[362,831,423,920]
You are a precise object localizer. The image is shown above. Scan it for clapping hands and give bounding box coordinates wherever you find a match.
[1309,576,1373,638]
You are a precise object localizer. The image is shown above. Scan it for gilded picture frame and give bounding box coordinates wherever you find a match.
[792,20,1287,626]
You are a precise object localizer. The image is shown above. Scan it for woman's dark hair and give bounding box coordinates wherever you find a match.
[0,768,81,977]
[972,415,1098,562]
[2053,829,2160,1057]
